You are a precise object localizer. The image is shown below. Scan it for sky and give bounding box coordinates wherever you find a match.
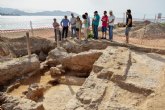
[0,0,165,18]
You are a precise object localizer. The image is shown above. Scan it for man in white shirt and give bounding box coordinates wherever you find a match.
[108,11,115,41]
[70,13,77,37]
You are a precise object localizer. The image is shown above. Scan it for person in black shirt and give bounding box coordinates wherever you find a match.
[125,9,132,43]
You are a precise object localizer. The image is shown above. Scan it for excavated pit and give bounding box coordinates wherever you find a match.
[0,38,165,110]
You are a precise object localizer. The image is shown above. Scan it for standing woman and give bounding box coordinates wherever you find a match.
[76,16,82,39]
[53,18,61,41]
[82,14,89,40]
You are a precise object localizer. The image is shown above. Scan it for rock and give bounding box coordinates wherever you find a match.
[6,82,20,93]
[39,51,47,61]
[60,39,110,53]
[97,69,113,80]
[26,83,45,102]
[93,46,130,81]
[0,36,54,58]
[65,46,165,110]
[0,46,10,57]
[122,52,165,94]
[62,50,102,74]
[56,64,65,73]
[0,54,40,85]
[47,47,68,59]
[50,67,62,76]
[46,47,73,67]
[48,76,85,86]
[0,92,44,110]
[40,61,49,72]
[65,72,108,110]
[66,71,89,78]
[59,76,85,86]
[47,78,59,86]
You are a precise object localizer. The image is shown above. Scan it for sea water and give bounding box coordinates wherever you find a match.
[0,15,151,30]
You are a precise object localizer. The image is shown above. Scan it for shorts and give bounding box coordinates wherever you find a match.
[102,26,107,32]
[125,27,132,36]
[76,28,79,32]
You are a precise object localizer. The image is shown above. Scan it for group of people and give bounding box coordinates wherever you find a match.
[53,9,132,43]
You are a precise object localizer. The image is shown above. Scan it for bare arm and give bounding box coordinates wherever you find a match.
[127,19,131,27]
[109,19,114,23]
[60,20,63,27]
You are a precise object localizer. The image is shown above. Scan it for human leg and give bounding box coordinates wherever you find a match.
[65,26,68,38]
[54,29,57,42]
[125,27,131,43]
[94,25,98,39]
[95,25,98,39]
[102,26,104,39]
[62,27,65,39]
[110,26,114,40]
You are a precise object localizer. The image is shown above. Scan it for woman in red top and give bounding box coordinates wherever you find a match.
[101,11,108,39]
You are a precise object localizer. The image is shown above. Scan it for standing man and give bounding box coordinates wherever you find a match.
[61,16,70,40]
[125,9,132,43]
[108,11,115,41]
[101,11,108,39]
[92,11,100,39]
[70,13,76,38]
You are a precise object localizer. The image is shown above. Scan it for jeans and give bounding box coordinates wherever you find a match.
[109,25,114,40]
[71,26,76,37]
[93,25,98,39]
[125,27,132,36]
[102,26,107,32]
[62,26,68,38]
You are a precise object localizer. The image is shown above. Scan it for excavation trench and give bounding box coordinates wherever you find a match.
[3,67,90,110]
[1,39,165,110]
[2,46,102,110]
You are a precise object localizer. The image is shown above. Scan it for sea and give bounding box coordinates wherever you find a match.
[0,16,161,30]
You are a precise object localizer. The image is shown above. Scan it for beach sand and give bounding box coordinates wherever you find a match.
[0,28,165,49]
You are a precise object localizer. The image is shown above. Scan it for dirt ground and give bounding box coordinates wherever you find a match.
[9,71,80,110]
[1,28,165,49]
[1,27,165,110]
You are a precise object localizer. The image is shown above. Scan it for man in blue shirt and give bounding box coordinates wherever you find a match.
[92,11,100,39]
[61,16,70,39]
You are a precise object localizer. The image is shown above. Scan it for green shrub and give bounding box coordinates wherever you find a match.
[88,31,94,39]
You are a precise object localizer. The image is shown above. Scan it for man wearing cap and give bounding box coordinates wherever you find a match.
[125,9,132,43]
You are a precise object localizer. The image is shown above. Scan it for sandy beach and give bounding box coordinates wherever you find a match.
[0,25,165,49]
